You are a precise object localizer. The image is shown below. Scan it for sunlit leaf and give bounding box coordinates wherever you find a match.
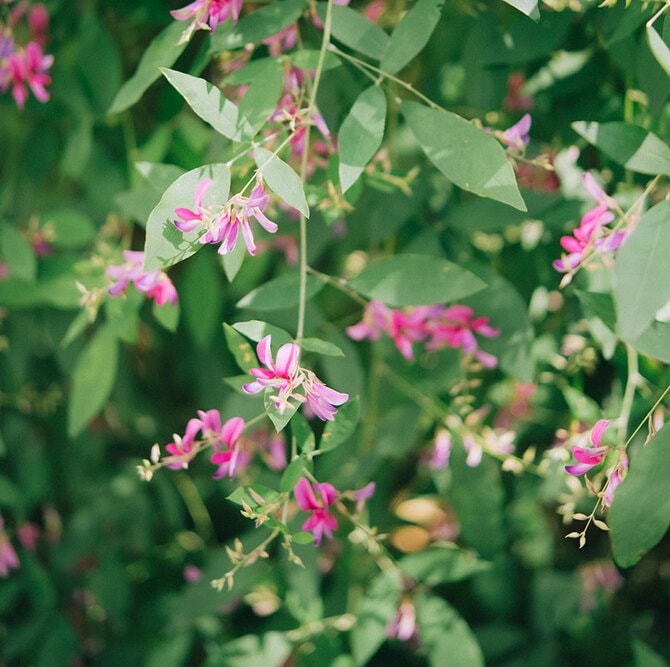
[299,337,344,357]
[614,201,670,341]
[647,23,670,77]
[348,254,486,307]
[233,58,285,134]
[161,68,253,141]
[338,85,387,193]
[253,147,309,218]
[399,545,491,586]
[232,320,293,346]
[572,121,670,176]
[224,323,258,372]
[501,0,540,21]
[109,22,187,114]
[315,2,390,59]
[380,0,444,74]
[402,101,526,210]
[265,392,299,432]
[144,163,231,272]
[609,421,670,567]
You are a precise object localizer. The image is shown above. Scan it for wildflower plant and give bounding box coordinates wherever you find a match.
[4,0,670,665]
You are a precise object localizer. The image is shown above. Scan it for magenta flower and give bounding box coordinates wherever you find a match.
[174,178,215,233]
[386,599,417,642]
[346,300,392,342]
[294,477,338,545]
[565,419,611,476]
[164,417,203,469]
[171,0,243,42]
[603,451,628,508]
[210,416,247,479]
[553,173,626,274]
[3,40,53,109]
[107,250,178,306]
[243,336,302,413]
[173,177,278,257]
[302,371,349,422]
[0,518,19,578]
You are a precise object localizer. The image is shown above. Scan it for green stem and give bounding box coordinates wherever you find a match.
[296,0,334,340]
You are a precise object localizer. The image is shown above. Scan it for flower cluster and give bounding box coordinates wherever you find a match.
[0,2,53,109]
[553,173,627,275]
[346,301,499,366]
[565,419,628,508]
[171,0,243,43]
[106,250,178,306]
[161,408,288,479]
[243,336,349,421]
[174,177,278,257]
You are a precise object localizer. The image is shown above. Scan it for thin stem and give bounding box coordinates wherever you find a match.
[623,381,670,449]
[306,266,368,305]
[296,0,334,340]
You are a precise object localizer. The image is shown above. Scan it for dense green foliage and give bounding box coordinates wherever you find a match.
[2,0,670,665]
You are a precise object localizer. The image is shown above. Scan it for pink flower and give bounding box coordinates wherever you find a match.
[107,250,178,306]
[353,481,376,513]
[0,518,19,578]
[499,113,532,153]
[173,177,278,257]
[171,0,243,42]
[429,430,451,469]
[210,416,247,479]
[17,523,40,551]
[386,599,417,642]
[603,451,628,508]
[164,417,203,469]
[243,336,302,413]
[302,371,349,421]
[183,564,203,583]
[346,300,392,342]
[3,40,53,109]
[29,4,50,46]
[565,419,611,476]
[294,477,338,545]
[553,173,625,274]
[174,178,214,233]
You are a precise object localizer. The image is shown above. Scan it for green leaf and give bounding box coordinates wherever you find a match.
[67,326,119,438]
[575,290,617,332]
[109,22,188,114]
[280,455,313,494]
[351,570,403,666]
[572,121,670,176]
[290,49,342,72]
[320,397,359,453]
[348,254,486,307]
[227,484,282,509]
[415,593,485,667]
[144,163,231,271]
[501,0,540,21]
[631,639,670,667]
[402,101,526,210]
[338,85,386,193]
[647,23,670,78]
[265,392,299,432]
[315,3,390,60]
[380,0,443,74]
[221,233,246,282]
[609,421,670,567]
[224,323,258,372]
[299,337,344,357]
[161,68,253,141]
[399,545,491,586]
[629,319,670,363]
[0,225,36,282]
[232,320,293,346]
[253,147,309,218]
[614,201,670,341]
[237,274,323,311]
[234,58,285,135]
[210,0,307,51]
[290,413,315,454]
